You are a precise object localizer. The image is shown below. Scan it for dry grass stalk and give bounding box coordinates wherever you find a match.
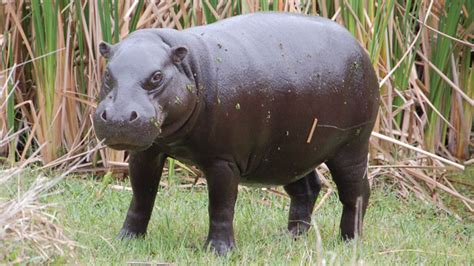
[0,149,101,262]
[371,132,464,170]
[0,169,76,263]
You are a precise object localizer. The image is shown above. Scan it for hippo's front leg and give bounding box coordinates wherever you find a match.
[203,160,240,255]
[118,149,166,238]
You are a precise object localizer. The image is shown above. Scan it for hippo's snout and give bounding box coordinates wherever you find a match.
[99,109,140,124]
[93,99,162,151]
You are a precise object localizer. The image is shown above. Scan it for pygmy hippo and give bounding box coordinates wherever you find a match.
[93,12,379,255]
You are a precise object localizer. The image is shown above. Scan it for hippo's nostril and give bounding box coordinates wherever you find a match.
[101,110,107,121]
[129,111,139,122]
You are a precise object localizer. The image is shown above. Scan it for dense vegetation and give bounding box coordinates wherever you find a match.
[1,0,472,161]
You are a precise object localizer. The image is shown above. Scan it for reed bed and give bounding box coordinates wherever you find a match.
[0,0,472,219]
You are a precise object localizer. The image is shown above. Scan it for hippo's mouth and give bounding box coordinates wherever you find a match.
[96,133,156,151]
[97,132,156,151]
[93,115,161,151]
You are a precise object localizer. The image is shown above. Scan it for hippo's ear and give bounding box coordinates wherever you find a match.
[99,41,113,59]
[171,46,188,64]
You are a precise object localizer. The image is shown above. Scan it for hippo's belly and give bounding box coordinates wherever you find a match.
[238,123,360,186]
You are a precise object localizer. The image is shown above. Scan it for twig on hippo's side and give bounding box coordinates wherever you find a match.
[306,118,318,143]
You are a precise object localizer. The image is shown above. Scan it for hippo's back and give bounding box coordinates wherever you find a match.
[185,13,368,90]
[183,13,379,185]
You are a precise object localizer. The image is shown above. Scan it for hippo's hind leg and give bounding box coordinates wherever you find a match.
[326,143,370,240]
[118,150,166,239]
[283,170,322,236]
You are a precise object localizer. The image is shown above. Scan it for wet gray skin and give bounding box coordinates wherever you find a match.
[93,12,379,255]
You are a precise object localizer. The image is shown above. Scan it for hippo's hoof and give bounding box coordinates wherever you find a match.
[288,222,311,238]
[205,239,235,256]
[341,232,357,241]
[116,228,145,240]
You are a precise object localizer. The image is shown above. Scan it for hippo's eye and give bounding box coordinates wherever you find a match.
[144,71,164,91]
[150,71,163,85]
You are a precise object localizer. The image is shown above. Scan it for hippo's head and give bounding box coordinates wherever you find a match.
[93,31,197,151]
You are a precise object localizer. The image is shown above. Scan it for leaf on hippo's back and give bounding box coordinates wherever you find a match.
[185,84,195,93]
[174,96,182,105]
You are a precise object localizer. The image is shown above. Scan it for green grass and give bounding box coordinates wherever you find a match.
[2,170,473,264]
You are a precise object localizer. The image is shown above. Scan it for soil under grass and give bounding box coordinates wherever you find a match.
[2,169,473,264]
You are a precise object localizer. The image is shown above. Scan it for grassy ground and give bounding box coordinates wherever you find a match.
[2,169,473,265]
